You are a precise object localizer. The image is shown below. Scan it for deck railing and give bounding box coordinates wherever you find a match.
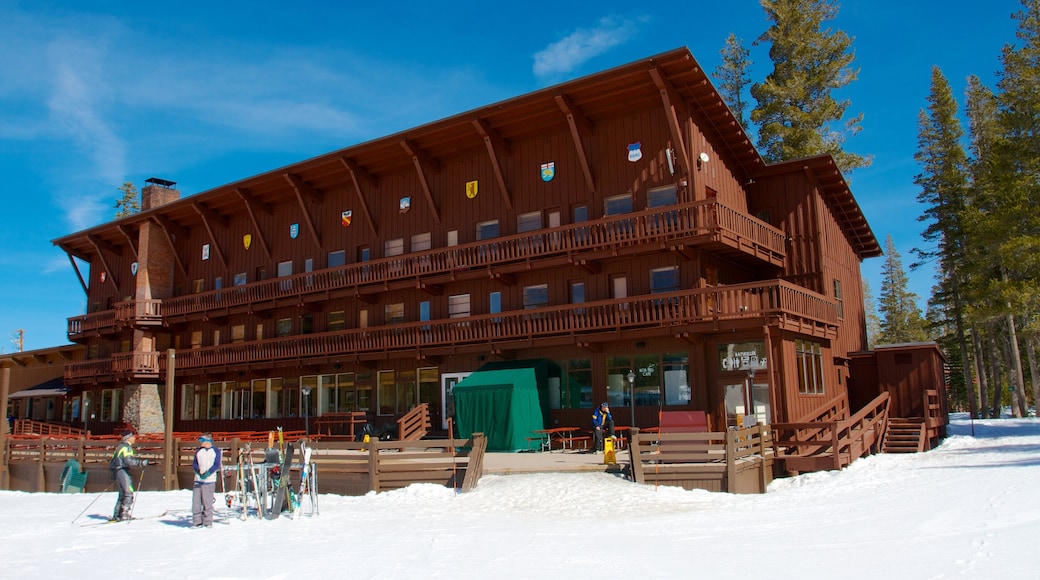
[67,201,786,337]
[772,391,890,474]
[64,279,838,381]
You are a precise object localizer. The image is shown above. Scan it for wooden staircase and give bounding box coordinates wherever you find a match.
[883,418,926,453]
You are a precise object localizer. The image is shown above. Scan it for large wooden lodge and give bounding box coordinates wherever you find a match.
[5,48,947,468]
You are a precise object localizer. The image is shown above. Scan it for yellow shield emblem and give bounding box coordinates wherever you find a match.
[466,180,478,199]
[243,234,252,250]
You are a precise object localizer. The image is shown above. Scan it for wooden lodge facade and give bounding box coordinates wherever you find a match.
[50,47,886,441]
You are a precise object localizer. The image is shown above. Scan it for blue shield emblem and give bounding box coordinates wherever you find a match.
[290,223,300,239]
[130,262,138,276]
[627,142,642,162]
[540,162,555,182]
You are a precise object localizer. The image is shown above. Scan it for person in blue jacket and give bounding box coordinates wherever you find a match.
[191,432,222,528]
[592,402,615,453]
[109,430,148,521]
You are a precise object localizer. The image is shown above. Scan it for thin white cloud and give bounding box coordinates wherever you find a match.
[532,16,645,78]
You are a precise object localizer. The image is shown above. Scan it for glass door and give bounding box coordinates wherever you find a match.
[440,373,470,431]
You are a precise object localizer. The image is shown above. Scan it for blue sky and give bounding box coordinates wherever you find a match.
[0,0,1024,352]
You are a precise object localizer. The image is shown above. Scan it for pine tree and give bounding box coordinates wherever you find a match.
[877,235,929,344]
[862,276,881,350]
[713,33,753,131]
[750,0,870,173]
[911,67,977,417]
[114,182,141,218]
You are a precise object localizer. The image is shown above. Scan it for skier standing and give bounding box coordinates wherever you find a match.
[191,432,222,528]
[109,430,148,521]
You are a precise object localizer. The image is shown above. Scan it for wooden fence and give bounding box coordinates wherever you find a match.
[628,425,774,494]
[1,433,487,495]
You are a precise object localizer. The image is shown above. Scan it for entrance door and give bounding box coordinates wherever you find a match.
[441,373,470,431]
[722,373,771,428]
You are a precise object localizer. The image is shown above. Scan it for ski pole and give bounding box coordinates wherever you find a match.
[71,481,115,524]
[126,464,147,520]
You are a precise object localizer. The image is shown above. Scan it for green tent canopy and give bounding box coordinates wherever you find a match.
[453,368,543,452]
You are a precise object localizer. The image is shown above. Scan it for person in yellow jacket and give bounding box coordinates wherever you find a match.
[109,430,148,522]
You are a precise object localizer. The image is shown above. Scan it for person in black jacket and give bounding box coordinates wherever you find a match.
[109,430,148,522]
[592,402,615,453]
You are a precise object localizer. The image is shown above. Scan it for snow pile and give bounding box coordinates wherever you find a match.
[1,415,1037,579]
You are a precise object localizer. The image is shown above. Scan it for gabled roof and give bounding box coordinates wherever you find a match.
[754,155,881,259]
[53,47,877,260]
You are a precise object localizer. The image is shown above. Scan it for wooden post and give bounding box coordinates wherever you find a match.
[164,349,176,491]
[629,427,644,484]
[368,439,379,493]
[0,367,9,490]
[725,429,736,493]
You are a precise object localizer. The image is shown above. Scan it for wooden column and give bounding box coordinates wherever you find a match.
[164,349,176,491]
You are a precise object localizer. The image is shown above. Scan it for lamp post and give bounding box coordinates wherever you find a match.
[301,386,311,437]
[627,370,636,427]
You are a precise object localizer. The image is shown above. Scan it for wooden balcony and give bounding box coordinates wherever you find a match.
[64,280,836,383]
[161,200,787,320]
[67,299,164,341]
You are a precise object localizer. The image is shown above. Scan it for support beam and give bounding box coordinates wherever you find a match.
[283,173,323,250]
[116,225,138,260]
[151,216,189,282]
[400,140,441,224]
[649,68,692,176]
[86,235,120,293]
[554,94,596,196]
[235,188,273,260]
[192,202,228,269]
[65,252,88,295]
[339,157,379,238]
[472,118,513,211]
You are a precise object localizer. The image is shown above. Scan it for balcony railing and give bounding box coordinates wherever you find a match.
[64,280,835,382]
[68,299,164,339]
[160,200,787,319]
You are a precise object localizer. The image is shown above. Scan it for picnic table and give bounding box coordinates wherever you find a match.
[531,427,589,451]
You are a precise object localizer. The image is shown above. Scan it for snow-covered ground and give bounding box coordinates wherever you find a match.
[1,414,1037,579]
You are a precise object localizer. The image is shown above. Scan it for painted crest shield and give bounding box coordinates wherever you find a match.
[130,262,138,276]
[400,197,411,213]
[540,162,555,182]
[99,272,107,284]
[202,244,210,261]
[290,223,300,239]
[466,180,478,199]
[341,210,352,227]
[627,142,643,162]
[243,234,252,250]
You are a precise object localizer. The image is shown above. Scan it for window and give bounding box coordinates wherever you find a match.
[607,354,666,409]
[250,379,268,418]
[411,232,432,252]
[255,323,263,340]
[256,266,267,281]
[553,359,593,409]
[377,369,416,416]
[385,303,405,324]
[647,184,677,208]
[385,238,404,257]
[190,331,203,349]
[328,250,346,268]
[517,211,542,233]
[358,309,368,329]
[277,260,293,277]
[447,230,458,246]
[300,313,313,334]
[233,272,247,286]
[192,279,205,293]
[604,194,633,216]
[214,276,223,290]
[276,318,292,337]
[448,294,471,318]
[571,281,586,314]
[231,324,245,343]
[358,246,371,262]
[523,284,548,309]
[489,291,501,322]
[613,277,627,299]
[476,220,499,240]
[419,301,431,328]
[833,279,844,319]
[650,266,680,294]
[327,310,345,331]
[213,329,221,346]
[100,388,122,422]
[573,205,589,243]
[796,339,825,395]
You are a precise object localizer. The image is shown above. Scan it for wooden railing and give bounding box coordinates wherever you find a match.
[628,424,774,494]
[772,392,890,474]
[13,420,85,438]
[2,433,488,494]
[397,403,431,442]
[62,200,784,339]
[65,280,838,381]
